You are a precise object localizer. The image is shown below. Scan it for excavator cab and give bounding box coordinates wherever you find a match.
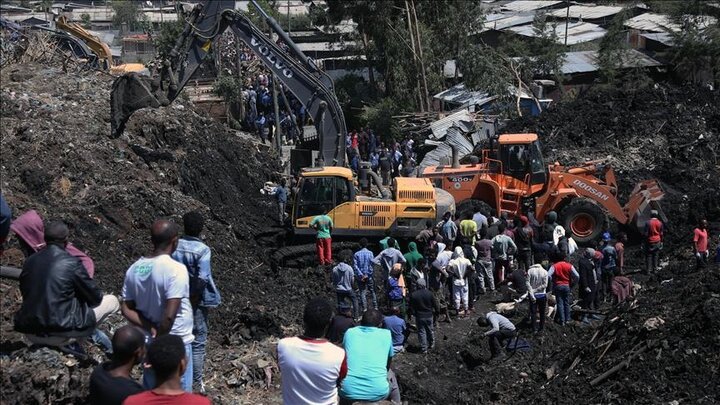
[495,134,548,188]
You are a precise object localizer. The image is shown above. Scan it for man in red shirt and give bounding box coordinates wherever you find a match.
[123,334,210,405]
[547,251,579,326]
[693,219,709,270]
[644,210,664,274]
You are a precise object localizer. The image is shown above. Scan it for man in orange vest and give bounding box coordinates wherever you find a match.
[644,210,664,274]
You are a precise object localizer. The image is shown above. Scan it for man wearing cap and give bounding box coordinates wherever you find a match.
[644,210,664,274]
[409,278,439,353]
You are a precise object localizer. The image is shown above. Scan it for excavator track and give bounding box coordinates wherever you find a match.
[268,241,360,270]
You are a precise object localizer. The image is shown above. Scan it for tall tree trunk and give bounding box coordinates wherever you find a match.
[411,0,430,111]
[362,31,376,96]
[405,0,425,111]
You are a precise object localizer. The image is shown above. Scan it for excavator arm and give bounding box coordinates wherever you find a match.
[110,0,347,166]
[56,15,113,70]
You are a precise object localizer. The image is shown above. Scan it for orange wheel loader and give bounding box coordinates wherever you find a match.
[420,133,666,244]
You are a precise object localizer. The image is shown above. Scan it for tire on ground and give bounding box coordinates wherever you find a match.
[559,198,608,245]
[456,199,493,220]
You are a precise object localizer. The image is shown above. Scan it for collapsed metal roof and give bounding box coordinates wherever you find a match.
[429,110,475,140]
[419,126,475,169]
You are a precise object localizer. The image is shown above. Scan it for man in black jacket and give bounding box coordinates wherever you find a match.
[409,278,439,353]
[14,221,119,346]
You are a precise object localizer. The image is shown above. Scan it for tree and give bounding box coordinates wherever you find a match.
[80,13,91,29]
[597,10,629,83]
[154,20,185,58]
[112,0,141,31]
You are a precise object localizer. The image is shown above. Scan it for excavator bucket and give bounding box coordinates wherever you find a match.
[625,179,667,230]
[110,73,166,138]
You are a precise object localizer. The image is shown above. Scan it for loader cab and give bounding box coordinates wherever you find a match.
[497,134,547,188]
[294,167,354,221]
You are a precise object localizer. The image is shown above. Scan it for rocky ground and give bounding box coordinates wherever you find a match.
[1,63,719,404]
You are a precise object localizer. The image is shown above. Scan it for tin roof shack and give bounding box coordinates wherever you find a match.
[546,4,628,27]
[539,50,665,101]
[624,13,717,52]
[121,33,155,64]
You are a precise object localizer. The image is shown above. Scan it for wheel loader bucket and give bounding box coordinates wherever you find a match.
[625,179,667,230]
[110,73,165,138]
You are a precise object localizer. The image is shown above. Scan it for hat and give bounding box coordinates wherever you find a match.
[520,215,529,225]
[602,232,611,241]
[650,210,659,217]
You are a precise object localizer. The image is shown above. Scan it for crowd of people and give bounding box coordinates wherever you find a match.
[1,182,719,405]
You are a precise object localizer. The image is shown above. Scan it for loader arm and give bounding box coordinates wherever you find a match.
[56,15,113,70]
[110,0,347,166]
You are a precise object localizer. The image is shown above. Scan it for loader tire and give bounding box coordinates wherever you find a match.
[559,199,607,245]
[456,199,493,220]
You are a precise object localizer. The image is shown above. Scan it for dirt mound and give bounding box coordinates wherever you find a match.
[505,84,720,244]
[0,63,298,402]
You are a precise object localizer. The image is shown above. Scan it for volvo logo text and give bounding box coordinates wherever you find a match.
[250,37,294,78]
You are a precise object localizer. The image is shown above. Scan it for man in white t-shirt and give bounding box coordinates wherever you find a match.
[120,220,195,392]
[278,297,347,405]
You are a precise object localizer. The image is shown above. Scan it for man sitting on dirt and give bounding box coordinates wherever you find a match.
[279,298,347,404]
[409,278,439,353]
[89,325,146,405]
[310,209,334,266]
[644,210,664,274]
[333,250,359,319]
[121,220,194,392]
[14,221,119,352]
[353,238,377,312]
[477,311,517,360]
[123,334,210,405]
[340,309,401,404]
[171,211,221,393]
[11,211,112,354]
[327,305,355,345]
[383,306,408,354]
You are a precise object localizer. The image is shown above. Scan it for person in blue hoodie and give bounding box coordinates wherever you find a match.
[171,211,221,393]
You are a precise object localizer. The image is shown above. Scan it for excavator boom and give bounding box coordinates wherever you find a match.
[109,0,347,166]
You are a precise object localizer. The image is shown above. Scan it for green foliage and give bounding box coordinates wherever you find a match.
[80,13,91,29]
[334,74,376,130]
[360,97,402,141]
[246,0,282,31]
[154,20,185,58]
[457,44,516,115]
[112,0,141,30]
[213,75,242,102]
[597,10,629,83]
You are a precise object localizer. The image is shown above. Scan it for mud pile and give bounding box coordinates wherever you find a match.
[0,63,296,402]
[506,84,720,243]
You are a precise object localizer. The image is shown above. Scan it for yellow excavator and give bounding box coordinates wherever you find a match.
[55,15,145,75]
[107,0,456,266]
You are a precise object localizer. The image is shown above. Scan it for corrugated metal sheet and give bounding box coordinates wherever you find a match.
[480,12,536,32]
[640,32,674,47]
[420,126,475,169]
[506,21,607,45]
[624,13,679,32]
[560,50,663,74]
[548,5,624,20]
[501,1,563,12]
[428,110,475,140]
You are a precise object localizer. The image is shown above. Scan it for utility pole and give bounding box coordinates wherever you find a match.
[405,0,425,111]
[269,28,283,156]
[564,0,570,46]
[411,0,430,112]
